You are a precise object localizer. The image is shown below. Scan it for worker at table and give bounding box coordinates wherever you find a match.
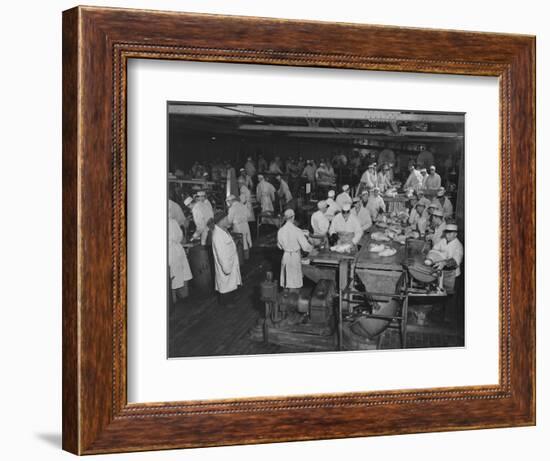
[358,162,378,194]
[186,191,214,245]
[431,187,454,219]
[325,189,341,221]
[366,187,386,221]
[336,184,352,208]
[377,163,392,193]
[329,202,363,246]
[352,196,373,231]
[431,224,464,276]
[311,200,330,236]
[409,201,429,237]
[425,165,442,191]
[403,164,423,191]
[256,174,276,213]
[277,209,313,291]
[226,194,252,260]
[426,208,446,245]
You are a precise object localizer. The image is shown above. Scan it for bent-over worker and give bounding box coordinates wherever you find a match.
[277,209,313,290]
[311,200,330,236]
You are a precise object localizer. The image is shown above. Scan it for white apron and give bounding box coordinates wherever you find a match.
[168,219,192,289]
[212,225,242,293]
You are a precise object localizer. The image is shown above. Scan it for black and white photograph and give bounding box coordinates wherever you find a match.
[167,102,465,358]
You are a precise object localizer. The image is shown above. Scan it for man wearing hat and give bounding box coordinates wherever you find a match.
[377,164,392,193]
[403,163,423,192]
[239,167,253,190]
[432,224,463,276]
[419,168,428,189]
[426,208,446,245]
[226,194,252,260]
[208,212,242,307]
[168,216,193,303]
[190,191,214,245]
[301,160,316,184]
[311,200,330,236]
[336,184,352,209]
[325,189,341,222]
[329,202,363,246]
[366,187,386,221]
[359,163,378,192]
[277,209,313,290]
[256,174,276,213]
[238,176,255,223]
[352,196,373,231]
[425,165,442,191]
[432,187,453,218]
[169,193,187,230]
[409,201,429,237]
[244,156,256,178]
[276,174,293,211]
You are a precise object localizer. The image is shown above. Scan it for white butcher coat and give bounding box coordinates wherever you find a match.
[377,172,392,192]
[211,225,242,293]
[256,180,276,213]
[239,184,255,222]
[404,169,423,191]
[227,201,252,251]
[433,237,464,276]
[168,218,192,289]
[424,173,442,190]
[325,198,341,221]
[428,221,447,245]
[277,221,313,289]
[168,199,187,227]
[192,200,214,243]
[352,205,373,231]
[366,195,386,220]
[329,213,363,245]
[431,197,454,219]
[278,178,293,203]
[409,208,429,235]
[310,210,330,235]
[335,191,352,208]
[360,169,378,189]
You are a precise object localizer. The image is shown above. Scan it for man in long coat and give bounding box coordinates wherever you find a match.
[256,175,276,213]
[226,194,252,260]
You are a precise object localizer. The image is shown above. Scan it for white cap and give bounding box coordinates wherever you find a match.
[317,200,328,209]
[226,194,237,202]
[430,165,436,170]
[342,184,350,192]
[197,190,206,197]
[328,190,335,198]
[183,197,193,206]
[284,209,295,219]
[432,209,444,218]
[258,174,264,180]
[444,223,458,232]
[342,203,352,212]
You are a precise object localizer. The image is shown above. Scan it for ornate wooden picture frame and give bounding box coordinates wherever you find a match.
[62,5,535,455]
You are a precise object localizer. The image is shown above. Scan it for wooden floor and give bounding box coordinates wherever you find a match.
[169,230,464,358]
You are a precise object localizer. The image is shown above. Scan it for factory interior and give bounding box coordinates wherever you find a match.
[167,102,465,358]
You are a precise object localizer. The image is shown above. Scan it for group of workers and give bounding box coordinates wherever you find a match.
[168,154,462,308]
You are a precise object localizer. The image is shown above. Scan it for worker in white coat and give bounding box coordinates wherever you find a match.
[209,213,242,306]
[403,164,423,191]
[168,217,193,303]
[186,192,214,245]
[377,164,392,193]
[424,165,442,191]
[325,189,341,222]
[169,198,187,228]
[409,202,429,237]
[352,196,373,231]
[310,200,330,236]
[238,177,255,223]
[226,194,252,260]
[329,202,363,246]
[276,174,293,210]
[432,224,464,276]
[256,175,276,213]
[366,187,386,221]
[426,208,446,245]
[432,187,454,219]
[358,163,378,195]
[336,184,352,208]
[277,209,313,290]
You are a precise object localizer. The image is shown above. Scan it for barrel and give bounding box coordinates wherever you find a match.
[188,244,213,293]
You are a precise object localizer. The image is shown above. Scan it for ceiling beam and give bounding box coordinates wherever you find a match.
[169,104,464,123]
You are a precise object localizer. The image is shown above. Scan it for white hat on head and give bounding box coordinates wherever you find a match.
[258,174,264,180]
[284,208,295,219]
[342,203,352,212]
[183,197,193,207]
[373,187,380,192]
[430,165,436,170]
[342,184,350,192]
[317,200,328,210]
[197,190,206,197]
[328,190,335,198]
[226,194,237,202]
[444,223,458,232]
[432,209,444,218]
